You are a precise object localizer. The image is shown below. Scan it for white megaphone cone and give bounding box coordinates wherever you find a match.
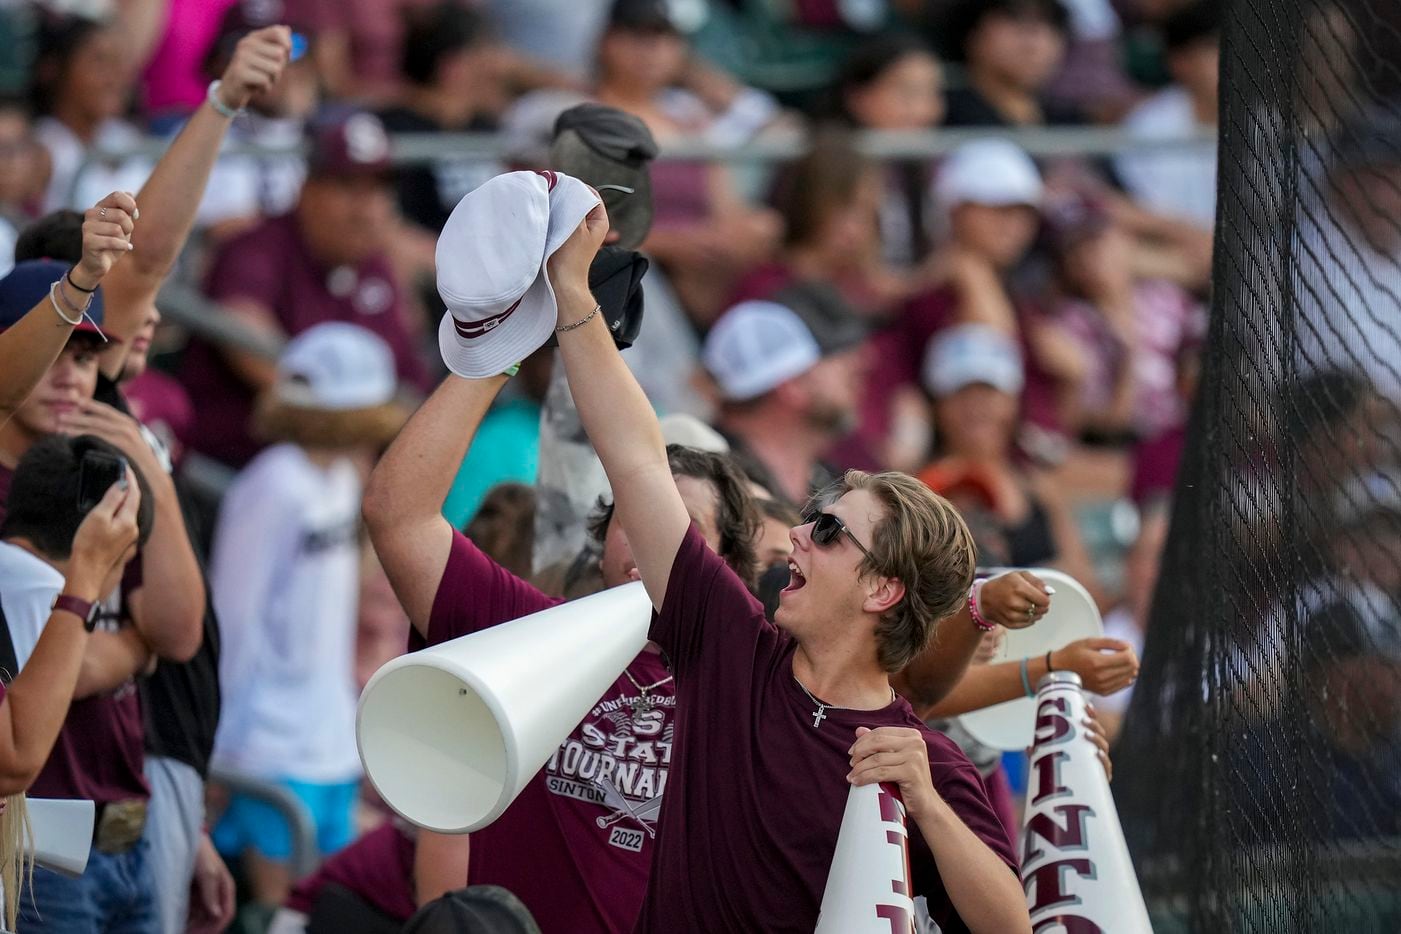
[815,782,915,934]
[1021,672,1152,934]
[356,581,653,833]
[24,798,95,876]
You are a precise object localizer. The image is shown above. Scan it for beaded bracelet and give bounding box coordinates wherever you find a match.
[555,304,601,334]
[968,579,995,631]
[206,80,243,120]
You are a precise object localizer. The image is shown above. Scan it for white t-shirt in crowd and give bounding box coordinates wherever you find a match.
[34,116,152,213]
[1115,86,1218,229]
[209,444,363,784]
[0,542,66,675]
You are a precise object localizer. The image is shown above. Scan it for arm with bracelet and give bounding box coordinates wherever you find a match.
[0,192,136,421]
[0,478,142,794]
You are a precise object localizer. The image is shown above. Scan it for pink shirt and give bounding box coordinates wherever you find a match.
[422,530,674,934]
[140,0,240,116]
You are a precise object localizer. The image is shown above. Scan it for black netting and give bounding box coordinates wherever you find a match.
[1115,0,1401,930]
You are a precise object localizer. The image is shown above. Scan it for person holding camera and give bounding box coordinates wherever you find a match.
[0,434,159,930]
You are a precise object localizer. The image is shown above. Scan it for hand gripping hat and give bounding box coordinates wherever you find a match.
[436,170,600,378]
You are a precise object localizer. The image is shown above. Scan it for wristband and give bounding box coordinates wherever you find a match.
[968,579,994,631]
[66,269,97,293]
[1045,649,1055,673]
[206,80,243,119]
[1019,657,1034,699]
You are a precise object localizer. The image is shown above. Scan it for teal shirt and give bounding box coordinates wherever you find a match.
[442,399,541,529]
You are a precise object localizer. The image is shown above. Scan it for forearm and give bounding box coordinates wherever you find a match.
[553,287,667,488]
[893,607,983,710]
[130,479,206,661]
[912,799,1030,933]
[414,831,470,907]
[0,298,74,416]
[920,654,1054,719]
[112,0,170,73]
[76,627,153,699]
[365,375,506,530]
[0,564,105,787]
[364,375,505,631]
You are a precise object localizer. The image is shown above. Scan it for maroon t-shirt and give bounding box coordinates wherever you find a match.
[285,821,418,921]
[179,213,430,467]
[0,463,149,804]
[423,530,675,934]
[636,527,1017,933]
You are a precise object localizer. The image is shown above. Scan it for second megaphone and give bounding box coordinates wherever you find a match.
[357,581,653,833]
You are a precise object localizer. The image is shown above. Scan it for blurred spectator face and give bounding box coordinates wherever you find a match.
[598,25,688,93]
[1332,162,1401,255]
[844,50,945,131]
[1058,225,1134,298]
[796,347,866,435]
[297,174,395,266]
[10,338,101,438]
[601,473,720,586]
[1168,35,1220,102]
[811,169,883,264]
[951,202,1040,268]
[0,108,38,205]
[935,383,1017,460]
[757,514,794,567]
[1332,513,1401,593]
[966,11,1067,93]
[51,25,130,124]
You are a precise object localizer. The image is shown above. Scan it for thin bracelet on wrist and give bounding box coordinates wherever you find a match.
[206,80,243,119]
[1045,649,1055,673]
[555,303,602,334]
[968,579,994,631]
[66,269,97,293]
[1019,657,1034,698]
[48,280,84,325]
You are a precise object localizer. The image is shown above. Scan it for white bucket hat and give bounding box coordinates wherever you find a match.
[436,170,600,378]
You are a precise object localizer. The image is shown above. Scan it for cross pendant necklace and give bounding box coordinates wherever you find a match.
[793,676,896,728]
[624,668,674,718]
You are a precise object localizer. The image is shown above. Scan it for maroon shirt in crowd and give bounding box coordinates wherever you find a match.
[0,464,149,804]
[179,213,430,467]
[285,821,418,922]
[635,527,1017,933]
[422,530,676,934]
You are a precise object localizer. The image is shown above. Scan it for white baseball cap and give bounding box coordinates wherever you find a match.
[922,324,1025,398]
[436,170,601,378]
[275,322,398,410]
[935,138,1044,211]
[702,300,822,402]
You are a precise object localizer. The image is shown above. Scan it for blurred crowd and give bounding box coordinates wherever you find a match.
[0,0,1299,930]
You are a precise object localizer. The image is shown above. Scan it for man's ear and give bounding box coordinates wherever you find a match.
[864,576,905,616]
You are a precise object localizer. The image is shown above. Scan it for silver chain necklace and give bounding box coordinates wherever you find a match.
[793,677,897,728]
[623,668,674,717]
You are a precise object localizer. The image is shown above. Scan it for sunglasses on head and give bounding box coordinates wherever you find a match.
[805,511,873,560]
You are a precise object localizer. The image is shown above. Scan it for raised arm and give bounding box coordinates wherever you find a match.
[99,26,291,375]
[0,479,139,794]
[67,398,205,661]
[363,375,509,635]
[0,192,136,420]
[549,207,690,609]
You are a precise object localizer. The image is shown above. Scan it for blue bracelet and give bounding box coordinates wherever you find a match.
[1019,657,1034,698]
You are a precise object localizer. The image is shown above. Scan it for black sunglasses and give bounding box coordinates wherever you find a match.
[806,511,873,560]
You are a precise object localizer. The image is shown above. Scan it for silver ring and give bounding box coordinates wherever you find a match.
[99,208,107,218]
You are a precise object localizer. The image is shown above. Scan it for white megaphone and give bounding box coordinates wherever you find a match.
[357,581,653,833]
[24,798,94,877]
[961,569,1103,751]
[1021,672,1152,934]
[815,782,915,934]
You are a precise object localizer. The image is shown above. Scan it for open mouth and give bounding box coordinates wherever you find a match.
[782,560,807,594]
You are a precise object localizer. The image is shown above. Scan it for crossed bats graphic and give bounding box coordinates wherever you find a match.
[594,775,663,836]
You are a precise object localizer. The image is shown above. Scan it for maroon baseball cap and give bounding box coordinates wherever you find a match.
[306,110,393,179]
[1042,190,1112,255]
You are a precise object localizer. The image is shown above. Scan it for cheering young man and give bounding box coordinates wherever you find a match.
[547,204,1030,931]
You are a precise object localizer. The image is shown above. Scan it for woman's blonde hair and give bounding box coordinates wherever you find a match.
[251,396,407,451]
[0,794,33,931]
